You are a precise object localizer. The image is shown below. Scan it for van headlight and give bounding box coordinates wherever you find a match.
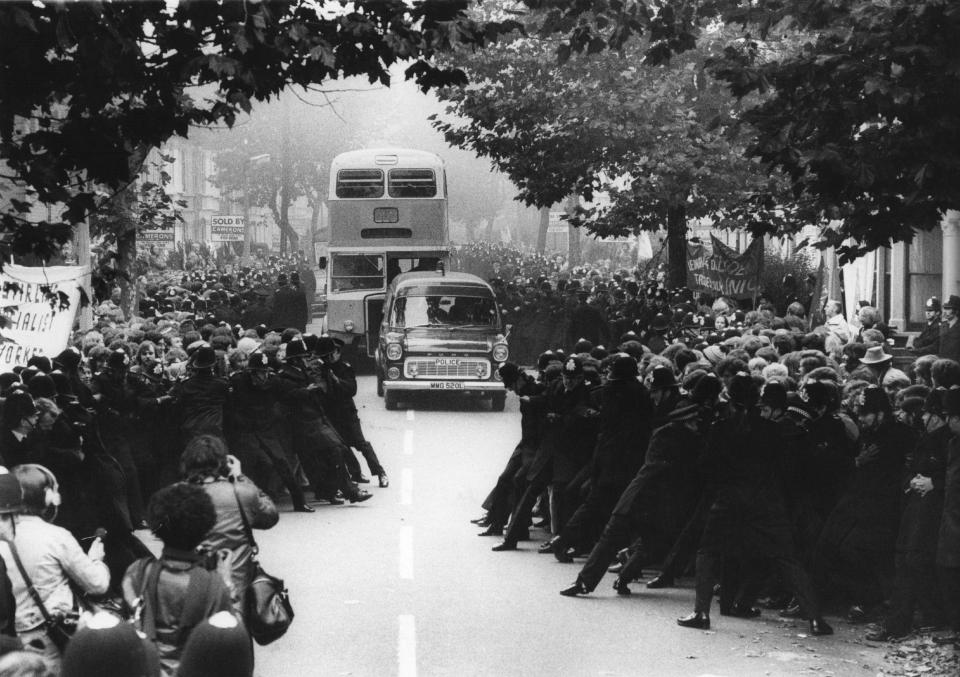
[386,343,403,360]
[492,343,509,362]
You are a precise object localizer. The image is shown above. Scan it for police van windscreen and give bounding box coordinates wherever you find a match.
[390,295,498,328]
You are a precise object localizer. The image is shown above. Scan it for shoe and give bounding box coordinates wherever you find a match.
[293,504,316,513]
[608,563,624,574]
[559,580,589,597]
[470,514,490,525]
[538,538,558,554]
[553,546,574,564]
[847,605,868,623]
[352,475,371,484]
[347,489,373,503]
[532,518,550,529]
[612,579,632,596]
[646,574,675,589]
[318,494,344,505]
[779,603,802,618]
[491,541,517,552]
[865,627,907,642]
[677,612,710,630]
[378,473,389,488]
[725,605,761,618]
[809,618,834,636]
[478,525,503,537]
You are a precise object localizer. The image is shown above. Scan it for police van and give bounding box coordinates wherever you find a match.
[375,270,509,411]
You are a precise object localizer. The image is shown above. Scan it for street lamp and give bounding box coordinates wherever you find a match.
[241,153,271,265]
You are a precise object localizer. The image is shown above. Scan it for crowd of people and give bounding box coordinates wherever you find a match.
[0,258,389,676]
[476,275,960,645]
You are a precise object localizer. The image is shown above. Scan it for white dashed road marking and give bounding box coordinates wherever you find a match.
[398,614,417,677]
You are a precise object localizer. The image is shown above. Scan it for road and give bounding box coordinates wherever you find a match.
[251,376,886,677]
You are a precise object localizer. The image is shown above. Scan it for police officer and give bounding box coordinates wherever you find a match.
[913,297,941,356]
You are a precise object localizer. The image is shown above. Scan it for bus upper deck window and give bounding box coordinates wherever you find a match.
[388,169,436,198]
[337,169,384,198]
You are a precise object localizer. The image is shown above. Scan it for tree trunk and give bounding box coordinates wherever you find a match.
[117,225,137,319]
[536,207,549,254]
[666,203,688,289]
[567,223,581,266]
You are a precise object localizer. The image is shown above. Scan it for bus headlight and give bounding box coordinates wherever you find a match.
[387,367,400,380]
[343,320,355,333]
[492,343,509,362]
[386,343,402,360]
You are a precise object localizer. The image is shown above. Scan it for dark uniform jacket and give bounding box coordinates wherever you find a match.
[897,424,950,555]
[612,420,704,537]
[168,372,229,441]
[590,378,652,486]
[270,285,308,332]
[913,320,941,356]
[940,320,960,363]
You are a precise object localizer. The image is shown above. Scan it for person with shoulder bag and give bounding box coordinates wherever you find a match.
[121,482,232,677]
[0,465,109,672]
[180,435,279,619]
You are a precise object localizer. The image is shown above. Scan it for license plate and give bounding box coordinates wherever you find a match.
[429,381,463,389]
[435,358,461,367]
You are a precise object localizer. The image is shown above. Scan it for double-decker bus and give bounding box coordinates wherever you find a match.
[321,148,451,358]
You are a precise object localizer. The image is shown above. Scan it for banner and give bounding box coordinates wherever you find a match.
[686,235,763,299]
[0,264,85,370]
[140,228,176,250]
[211,215,245,242]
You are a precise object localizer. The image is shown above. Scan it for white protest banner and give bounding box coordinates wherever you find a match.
[210,215,245,242]
[0,264,85,370]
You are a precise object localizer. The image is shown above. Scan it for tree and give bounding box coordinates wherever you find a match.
[707,0,960,261]
[89,156,184,315]
[0,0,529,264]
[432,16,796,286]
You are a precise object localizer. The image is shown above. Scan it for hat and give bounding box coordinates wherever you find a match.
[648,365,678,391]
[943,386,960,417]
[26,355,52,373]
[190,345,217,370]
[573,338,594,354]
[668,403,700,422]
[247,348,271,369]
[0,474,22,514]
[315,336,338,357]
[689,372,722,405]
[497,362,522,387]
[925,297,941,312]
[727,372,759,408]
[536,350,558,371]
[27,373,57,399]
[177,611,254,677]
[107,349,131,371]
[785,392,815,421]
[759,381,788,410]
[562,356,584,377]
[860,345,892,365]
[803,380,837,409]
[703,344,725,366]
[944,295,960,311]
[3,391,38,427]
[53,346,82,370]
[285,338,309,359]
[607,354,638,381]
[857,384,892,414]
[650,313,669,331]
[62,611,159,677]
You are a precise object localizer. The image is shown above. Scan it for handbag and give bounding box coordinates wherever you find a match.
[3,539,79,651]
[232,480,294,645]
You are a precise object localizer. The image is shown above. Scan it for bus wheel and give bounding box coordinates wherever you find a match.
[376,371,384,397]
[491,392,506,412]
[385,390,399,410]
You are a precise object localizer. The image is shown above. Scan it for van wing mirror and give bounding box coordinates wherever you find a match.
[505,323,513,339]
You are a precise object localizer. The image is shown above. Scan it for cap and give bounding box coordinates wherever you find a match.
[925,297,941,312]
[315,336,338,357]
[944,295,960,311]
[562,356,584,377]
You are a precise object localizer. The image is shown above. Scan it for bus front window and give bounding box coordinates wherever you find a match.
[330,254,384,292]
